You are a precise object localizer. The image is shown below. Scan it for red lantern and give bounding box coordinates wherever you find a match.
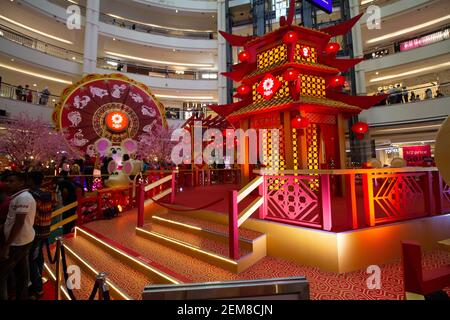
[283,68,299,82]
[238,50,250,63]
[291,116,309,129]
[329,75,346,87]
[325,42,340,54]
[351,121,369,139]
[283,31,298,44]
[237,84,251,96]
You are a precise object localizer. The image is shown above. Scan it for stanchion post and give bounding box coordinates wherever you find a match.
[54,236,63,300]
[96,272,108,300]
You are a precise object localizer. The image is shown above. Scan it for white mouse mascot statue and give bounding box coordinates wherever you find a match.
[94,138,140,188]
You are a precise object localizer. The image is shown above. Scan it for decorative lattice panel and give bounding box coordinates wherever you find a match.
[304,113,336,125]
[257,44,288,70]
[265,175,321,228]
[372,173,427,224]
[295,44,317,64]
[300,75,326,98]
[252,75,290,103]
[263,128,286,191]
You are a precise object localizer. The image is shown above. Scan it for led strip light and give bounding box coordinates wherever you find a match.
[136,227,238,265]
[75,227,181,284]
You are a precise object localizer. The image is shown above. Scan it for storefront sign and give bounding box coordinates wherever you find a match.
[400,29,449,52]
[402,145,431,166]
[309,0,332,14]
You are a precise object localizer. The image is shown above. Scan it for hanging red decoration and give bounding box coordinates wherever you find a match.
[238,50,251,63]
[351,121,369,139]
[257,73,281,100]
[283,31,298,44]
[291,116,310,129]
[325,42,340,54]
[283,68,299,81]
[237,84,251,96]
[329,75,346,87]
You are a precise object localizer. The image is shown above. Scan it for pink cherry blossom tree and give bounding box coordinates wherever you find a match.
[0,113,76,170]
[137,125,176,166]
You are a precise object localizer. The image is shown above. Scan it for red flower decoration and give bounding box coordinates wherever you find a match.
[256,74,281,100]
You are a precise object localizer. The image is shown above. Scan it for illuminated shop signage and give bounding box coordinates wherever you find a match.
[400,29,449,52]
[308,0,333,14]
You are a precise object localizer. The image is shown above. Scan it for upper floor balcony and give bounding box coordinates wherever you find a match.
[0,24,218,92]
[22,0,218,50]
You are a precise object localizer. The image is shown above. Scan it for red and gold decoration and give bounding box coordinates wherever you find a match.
[209,0,387,175]
[53,73,167,157]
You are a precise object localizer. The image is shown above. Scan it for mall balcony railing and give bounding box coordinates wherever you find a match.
[0,82,60,108]
[0,24,217,81]
[97,58,218,81]
[0,24,84,63]
[100,13,217,40]
[371,82,450,107]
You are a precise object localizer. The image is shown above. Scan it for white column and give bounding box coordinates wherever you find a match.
[83,0,100,74]
[217,0,227,105]
[350,0,366,95]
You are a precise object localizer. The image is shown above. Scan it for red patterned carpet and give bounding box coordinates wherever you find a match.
[79,209,450,300]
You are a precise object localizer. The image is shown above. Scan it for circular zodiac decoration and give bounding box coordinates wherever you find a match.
[53,73,167,157]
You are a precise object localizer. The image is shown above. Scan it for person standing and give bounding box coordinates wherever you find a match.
[39,87,50,105]
[15,85,23,101]
[24,85,32,103]
[28,172,52,300]
[0,172,36,300]
[57,174,77,234]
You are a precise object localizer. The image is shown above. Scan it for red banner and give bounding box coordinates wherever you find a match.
[402,145,431,166]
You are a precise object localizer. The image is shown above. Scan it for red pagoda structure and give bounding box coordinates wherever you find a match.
[210,0,386,183]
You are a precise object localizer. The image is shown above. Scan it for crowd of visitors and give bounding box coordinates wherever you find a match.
[14,84,51,105]
[374,84,446,106]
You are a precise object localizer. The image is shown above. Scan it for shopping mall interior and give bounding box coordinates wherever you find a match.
[0,0,448,302]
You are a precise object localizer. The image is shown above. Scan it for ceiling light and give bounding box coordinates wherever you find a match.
[0,63,73,84]
[366,15,450,44]
[33,83,37,87]
[0,15,73,44]
[10,58,14,62]
[155,94,215,100]
[369,62,450,82]
[112,38,116,41]
[375,72,379,75]
[72,56,76,60]
[106,13,214,33]
[361,0,373,4]
[175,10,178,13]
[105,51,214,68]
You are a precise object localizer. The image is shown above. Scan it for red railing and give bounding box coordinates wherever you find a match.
[136,171,176,227]
[228,176,266,259]
[255,167,449,232]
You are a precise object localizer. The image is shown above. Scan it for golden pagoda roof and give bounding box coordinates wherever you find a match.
[244,61,339,81]
[228,95,361,120]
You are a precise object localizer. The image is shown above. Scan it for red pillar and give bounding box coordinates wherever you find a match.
[345,173,358,229]
[320,174,333,231]
[137,183,145,227]
[362,173,375,227]
[228,190,239,260]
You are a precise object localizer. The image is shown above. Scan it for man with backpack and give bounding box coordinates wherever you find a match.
[27,172,52,300]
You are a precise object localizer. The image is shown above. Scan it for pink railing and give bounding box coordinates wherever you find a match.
[228,176,266,259]
[255,168,450,232]
[136,171,176,227]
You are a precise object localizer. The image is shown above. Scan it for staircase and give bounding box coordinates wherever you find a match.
[136,211,267,273]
